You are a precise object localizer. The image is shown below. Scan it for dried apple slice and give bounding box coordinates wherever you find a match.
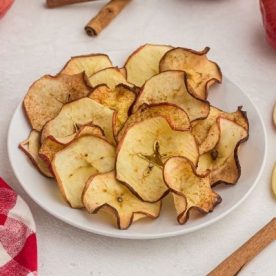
[83,171,161,229]
[191,106,248,147]
[124,44,173,87]
[52,135,115,208]
[41,97,116,144]
[197,117,249,185]
[159,47,222,100]
[89,84,136,135]
[19,130,53,178]
[119,67,127,78]
[198,123,220,155]
[117,103,190,141]
[164,157,221,224]
[60,54,112,76]
[24,73,91,131]
[116,117,199,202]
[39,125,104,168]
[132,71,210,122]
[50,123,104,145]
[87,67,133,89]
[39,137,64,169]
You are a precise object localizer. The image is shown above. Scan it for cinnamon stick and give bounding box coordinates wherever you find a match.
[208,218,276,276]
[85,0,131,36]
[46,0,95,8]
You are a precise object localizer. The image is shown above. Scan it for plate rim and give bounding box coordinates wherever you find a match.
[7,80,267,240]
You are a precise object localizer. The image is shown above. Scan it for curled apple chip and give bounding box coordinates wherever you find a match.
[132,71,210,122]
[89,84,136,135]
[39,125,104,168]
[192,106,248,154]
[191,106,248,146]
[159,47,222,99]
[88,67,133,89]
[83,171,161,229]
[60,54,112,76]
[198,123,220,155]
[117,103,191,141]
[52,135,115,208]
[116,117,199,202]
[41,97,116,144]
[164,157,221,224]
[124,44,173,87]
[50,123,104,145]
[197,118,249,185]
[24,73,91,131]
[19,130,53,178]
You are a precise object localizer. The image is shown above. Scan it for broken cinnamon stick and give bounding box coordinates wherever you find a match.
[208,218,276,276]
[85,0,131,36]
[46,0,94,8]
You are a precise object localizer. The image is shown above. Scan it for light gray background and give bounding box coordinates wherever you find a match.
[1,0,275,275]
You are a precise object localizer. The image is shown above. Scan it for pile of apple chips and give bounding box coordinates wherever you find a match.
[20,44,249,229]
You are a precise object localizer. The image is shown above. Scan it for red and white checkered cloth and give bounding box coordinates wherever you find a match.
[0,178,37,276]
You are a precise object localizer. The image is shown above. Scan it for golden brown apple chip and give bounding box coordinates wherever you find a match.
[39,125,104,168]
[83,171,161,229]
[191,106,248,148]
[52,135,115,208]
[23,73,91,131]
[132,71,210,122]
[89,84,136,135]
[117,103,190,141]
[164,157,221,224]
[41,97,116,144]
[60,54,113,76]
[159,47,222,99]
[116,117,199,202]
[87,67,133,89]
[19,130,53,178]
[124,44,173,87]
[197,117,249,185]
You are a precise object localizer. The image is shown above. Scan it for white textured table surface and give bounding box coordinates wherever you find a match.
[1,0,276,275]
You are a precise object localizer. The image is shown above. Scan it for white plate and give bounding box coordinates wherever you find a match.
[7,53,266,239]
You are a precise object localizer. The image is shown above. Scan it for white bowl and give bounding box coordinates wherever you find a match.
[8,72,266,239]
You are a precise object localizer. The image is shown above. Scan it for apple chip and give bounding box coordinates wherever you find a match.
[89,84,136,135]
[132,71,210,122]
[52,135,115,208]
[60,54,112,76]
[197,118,249,185]
[198,123,220,155]
[124,44,173,87]
[41,97,116,144]
[192,106,248,154]
[24,73,91,131]
[49,123,104,145]
[39,137,64,169]
[117,103,190,141]
[39,125,104,168]
[119,67,127,78]
[83,171,161,229]
[160,47,222,99]
[88,67,133,89]
[116,117,199,202]
[164,157,221,224]
[19,130,53,178]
